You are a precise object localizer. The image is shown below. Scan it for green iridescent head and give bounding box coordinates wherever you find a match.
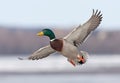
[37,29,56,40]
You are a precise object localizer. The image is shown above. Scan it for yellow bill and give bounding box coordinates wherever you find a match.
[37,31,44,36]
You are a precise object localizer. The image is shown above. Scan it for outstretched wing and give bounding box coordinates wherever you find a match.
[28,45,56,60]
[64,9,102,46]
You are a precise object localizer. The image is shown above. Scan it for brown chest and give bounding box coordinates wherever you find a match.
[50,39,63,52]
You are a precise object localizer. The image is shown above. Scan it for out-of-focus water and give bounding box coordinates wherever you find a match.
[0,55,120,72]
[0,54,120,83]
[0,74,120,83]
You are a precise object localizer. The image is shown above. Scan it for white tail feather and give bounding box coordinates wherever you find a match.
[80,51,89,62]
[73,51,89,65]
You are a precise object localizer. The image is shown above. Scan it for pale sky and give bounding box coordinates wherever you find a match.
[0,0,120,30]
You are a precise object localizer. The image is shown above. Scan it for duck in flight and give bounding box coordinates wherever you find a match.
[20,9,102,66]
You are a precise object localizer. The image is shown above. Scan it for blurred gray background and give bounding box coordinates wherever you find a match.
[0,0,120,83]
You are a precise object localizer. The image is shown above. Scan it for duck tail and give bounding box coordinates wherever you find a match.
[68,51,89,66]
[81,51,89,63]
[74,51,89,65]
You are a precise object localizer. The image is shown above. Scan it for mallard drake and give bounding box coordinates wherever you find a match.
[21,9,102,66]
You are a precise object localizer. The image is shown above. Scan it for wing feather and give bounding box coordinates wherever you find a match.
[64,9,102,46]
[28,45,56,60]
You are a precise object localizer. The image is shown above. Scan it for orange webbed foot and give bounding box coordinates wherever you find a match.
[67,59,76,67]
[77,55,85,64]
